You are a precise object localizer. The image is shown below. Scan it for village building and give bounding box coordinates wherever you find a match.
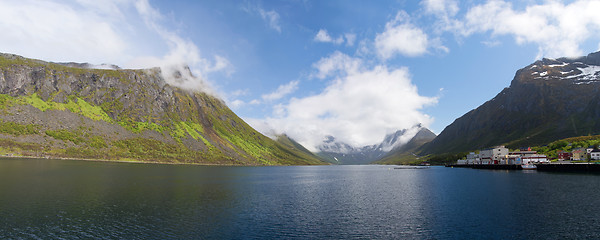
[587,147,595,154]
[591,149,600,160]
[455,146,549,165]
[466,152,480,164]
[505,150,549,164]
[479,146,508,164]
[557,150,572,160]
[571,148,588,161]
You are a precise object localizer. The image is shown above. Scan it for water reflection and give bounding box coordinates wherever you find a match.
[3,159,600,239]
[0,159,242,239]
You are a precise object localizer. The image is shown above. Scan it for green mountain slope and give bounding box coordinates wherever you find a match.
[275,134,328,162]
[0,53,325,165]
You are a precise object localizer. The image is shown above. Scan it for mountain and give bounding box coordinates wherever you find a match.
[316,127,430,165]
[0,53,325,165]
[422,51,600,154]
[375,128,436,164]
[275,134,326,162]
[316,135,387,165]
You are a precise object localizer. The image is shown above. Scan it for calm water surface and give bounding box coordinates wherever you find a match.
[2,158,600,239]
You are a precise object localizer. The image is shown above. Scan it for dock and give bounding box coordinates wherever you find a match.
[446,164,524,170]
[447,163,600,172]
[535,163,600,172]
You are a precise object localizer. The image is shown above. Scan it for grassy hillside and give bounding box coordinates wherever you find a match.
[0,53,325,165]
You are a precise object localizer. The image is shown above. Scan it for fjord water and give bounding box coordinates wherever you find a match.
[2,159,600,239]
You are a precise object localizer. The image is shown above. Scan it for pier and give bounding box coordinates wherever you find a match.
[446,164,524,170]
[447,163,600,172]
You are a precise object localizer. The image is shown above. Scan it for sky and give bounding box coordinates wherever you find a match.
[1,0,600,151]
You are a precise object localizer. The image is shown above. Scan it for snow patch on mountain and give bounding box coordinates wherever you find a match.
[548,63,568,68]
[575,65,600,78]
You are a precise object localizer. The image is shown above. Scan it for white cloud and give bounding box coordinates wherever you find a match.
[255,52,438,151]
[243,4,282,33]
[457,0,600,58]
[0,0,128,64]
[422,0,462,35]
[259,8,282,33]
[314,29,344,44]
[375,11,432,59]
[262,80,299,101]
[229,99,246,109]
[314,29,356,46]
[228,80,299,109]
[226,96,261,110]
[231,89,250,97]
[423,0,459,17]
[202,55,233,76]
[312,51,362,79]
[0,0,233,95]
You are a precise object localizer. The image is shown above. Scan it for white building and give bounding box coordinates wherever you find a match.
[521,154,549,164]
[587,148,595,154]
[466,152,480,164]
[508,150,549,164]
[591,149,600,160]
[479,146,509,164]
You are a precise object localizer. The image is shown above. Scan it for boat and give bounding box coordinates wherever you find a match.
[521,163,537,170]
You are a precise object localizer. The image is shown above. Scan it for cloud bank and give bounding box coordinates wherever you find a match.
[375,11,431,59]
[0,0,232,94]
[425,0,600,58]
[251,51,438,151]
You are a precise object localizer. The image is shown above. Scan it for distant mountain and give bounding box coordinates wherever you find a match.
[375,128,436,164]
[316,135,387,165]
[275,134,327,162]
[317,127,432,165]
[421,51,600,154]
[0,53,325,165]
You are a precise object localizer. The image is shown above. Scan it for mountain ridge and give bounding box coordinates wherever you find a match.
[421,51,600,155]
[0,53,325,165]
[316,126,433,165]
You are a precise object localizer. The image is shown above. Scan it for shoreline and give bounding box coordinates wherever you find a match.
[447,163,600,172]
[0,154,292,167]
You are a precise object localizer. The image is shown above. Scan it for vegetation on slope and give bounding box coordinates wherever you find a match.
[531,135,600,160]
[0,53,325,165]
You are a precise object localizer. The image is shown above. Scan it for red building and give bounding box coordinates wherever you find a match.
[557,150,572,160]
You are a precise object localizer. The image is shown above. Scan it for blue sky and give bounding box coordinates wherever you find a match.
[2,0,600,151]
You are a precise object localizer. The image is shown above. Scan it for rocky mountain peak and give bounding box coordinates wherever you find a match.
[316,125,432,164]
[517,51,600,86]
[422,51,600,154]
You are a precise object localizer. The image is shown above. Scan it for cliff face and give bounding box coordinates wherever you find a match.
[0,53,325,165]
[422,51,600,154]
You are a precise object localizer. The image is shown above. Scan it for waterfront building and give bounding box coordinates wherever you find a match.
[557,150,572,160]
[571,148,587,161]
[591,149,600,160]
[480,146,508,164]
[503,154,522,164]
[466,152,480,164]
[587,147,595,154]
[507,150,549,164]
